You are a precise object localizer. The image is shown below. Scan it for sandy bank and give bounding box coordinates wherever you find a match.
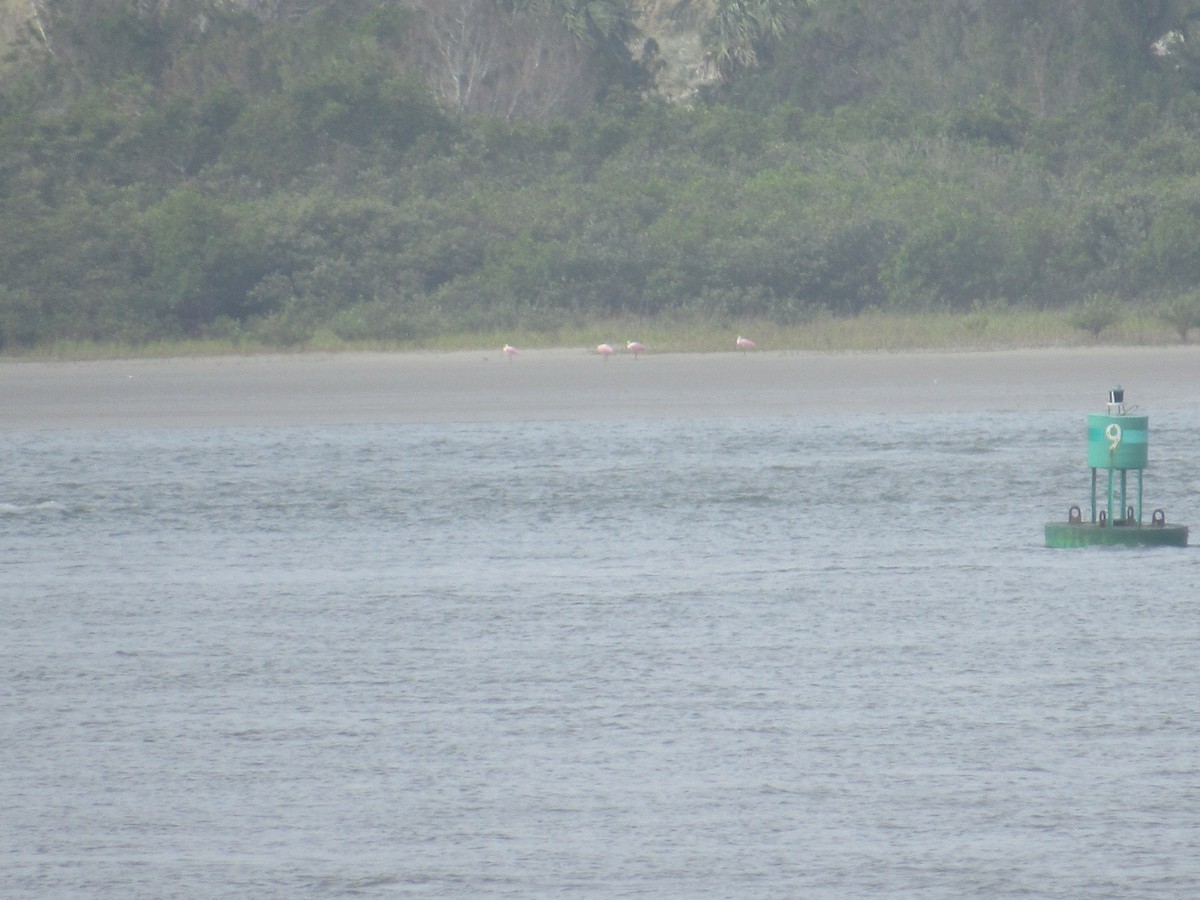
[3,346,1198,428]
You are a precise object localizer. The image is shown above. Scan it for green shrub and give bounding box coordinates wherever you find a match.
[1158,291,1200,343]
[1069,294,1123,339]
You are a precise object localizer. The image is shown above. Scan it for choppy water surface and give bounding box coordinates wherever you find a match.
[4,411,1200,897]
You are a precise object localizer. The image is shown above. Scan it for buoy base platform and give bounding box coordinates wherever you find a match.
[1044,522,1189,548]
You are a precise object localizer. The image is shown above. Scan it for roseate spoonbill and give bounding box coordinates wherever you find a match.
[626,340,645,359]
[736,335,756,353]
[597,343,614,360]
[502,344,518,361]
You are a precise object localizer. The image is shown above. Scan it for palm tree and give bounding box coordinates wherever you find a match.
[704,0,803,83]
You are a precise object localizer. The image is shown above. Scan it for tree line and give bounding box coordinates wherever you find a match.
[3,0,1200,350]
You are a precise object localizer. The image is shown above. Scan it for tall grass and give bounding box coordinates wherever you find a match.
[6,308,1191,360]
[401,307,1186,354]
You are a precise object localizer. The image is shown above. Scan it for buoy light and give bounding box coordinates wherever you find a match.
[1107,385,1125,415]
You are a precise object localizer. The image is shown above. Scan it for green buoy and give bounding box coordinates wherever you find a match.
[1045,387,1188,547]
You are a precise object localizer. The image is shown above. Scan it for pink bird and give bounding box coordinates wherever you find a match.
[626,340,645,359]
[736,335,756,353]
[597,343,614,360]
[502,344,518,361]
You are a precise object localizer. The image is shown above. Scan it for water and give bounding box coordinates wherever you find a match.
[4,411,1200,897]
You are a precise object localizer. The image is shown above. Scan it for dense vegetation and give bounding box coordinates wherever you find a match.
[4,0,1200,352]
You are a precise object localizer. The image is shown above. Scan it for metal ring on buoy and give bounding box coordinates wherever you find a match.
[1152,509,1166,527]
[1105,422,1122,452]
[1068,506,1082,524]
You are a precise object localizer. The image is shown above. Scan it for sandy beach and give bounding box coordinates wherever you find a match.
[3,345,1198,428]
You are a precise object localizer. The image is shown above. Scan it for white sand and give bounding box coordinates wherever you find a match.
[3,346,1198,428]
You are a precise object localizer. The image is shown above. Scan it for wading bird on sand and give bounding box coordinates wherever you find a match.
[597,343,614,360]
[736,335,756,353]
[626,340,645,359]
[503,344,518,361]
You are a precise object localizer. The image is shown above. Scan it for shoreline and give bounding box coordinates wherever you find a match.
[4,345,1199,428]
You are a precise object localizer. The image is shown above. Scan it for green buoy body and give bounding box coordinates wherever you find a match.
[1086,413,1148,469]
[1045,387,1188,548]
